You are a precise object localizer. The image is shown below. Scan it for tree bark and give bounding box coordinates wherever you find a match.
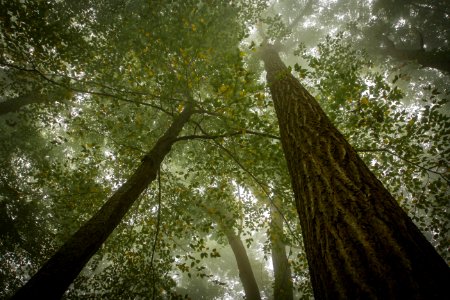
[270,199,293,300]
[260,44,450,299]
[222,227,261,300]
[11,103,194,300]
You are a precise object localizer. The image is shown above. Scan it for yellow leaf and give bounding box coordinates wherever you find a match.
[191,24,197,31]
[218,84,229,93]
[136,114,142,125]
[360,97,369,106]
[177,103,184,112]
[63,90,74,100]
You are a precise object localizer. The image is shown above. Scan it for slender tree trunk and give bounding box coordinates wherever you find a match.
[246,184,294,299]
[260,44,450,299]
[222,227,261,300]
[270,198,293,300]
[11,103,194,300]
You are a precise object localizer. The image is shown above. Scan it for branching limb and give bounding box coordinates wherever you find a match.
[0,61,175,116]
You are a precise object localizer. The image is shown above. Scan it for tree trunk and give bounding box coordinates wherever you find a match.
[222,227,261,300]
[270,199,293,300]
[260,44,450,299]
[246,184,294,299]
[11,103,194,300]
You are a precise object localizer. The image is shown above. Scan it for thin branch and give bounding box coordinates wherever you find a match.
[1,61,175,116]
[175,129,280,142]
[188,121,301,247]
[285,0,314,33]
[356,148,449,183]
[87,127,147,155]
[410,2,450,14]
[175,132,243,142]
[245,130,280,140]
[192,107,224,117]
[209,139,303,247]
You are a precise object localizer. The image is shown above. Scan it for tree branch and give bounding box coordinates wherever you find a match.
[187,121,302,247]
[175,129,280,142]
[356,147,449,183]
[0,61,176,116]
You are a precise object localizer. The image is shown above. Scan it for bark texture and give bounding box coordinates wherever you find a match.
[222,227,261,300]
[270,199,293,300]
[260,44,450,299]
[11,103,194,300]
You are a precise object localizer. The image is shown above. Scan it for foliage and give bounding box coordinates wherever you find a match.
[1,0,448,299]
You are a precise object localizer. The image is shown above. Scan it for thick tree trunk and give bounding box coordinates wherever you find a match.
[222,227,261,300]
[270,199,293,300]
[260,44,450,299]
[11,103,194,300]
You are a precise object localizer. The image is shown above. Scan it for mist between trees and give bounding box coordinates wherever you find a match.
[1,0,449,299]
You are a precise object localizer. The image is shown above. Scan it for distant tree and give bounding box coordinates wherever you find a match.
[269,197,294,300]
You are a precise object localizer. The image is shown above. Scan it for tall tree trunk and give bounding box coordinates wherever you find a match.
[11,103,194,300]
[270,198,293,300]
[208,198,261,300]
[222,227,261,300]
[246,184,294,299]
[260,44,450,299]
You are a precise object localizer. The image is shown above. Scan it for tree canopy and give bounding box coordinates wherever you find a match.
[1,0,448,299]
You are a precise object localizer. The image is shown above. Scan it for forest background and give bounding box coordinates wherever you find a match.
[1,0,449,299]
